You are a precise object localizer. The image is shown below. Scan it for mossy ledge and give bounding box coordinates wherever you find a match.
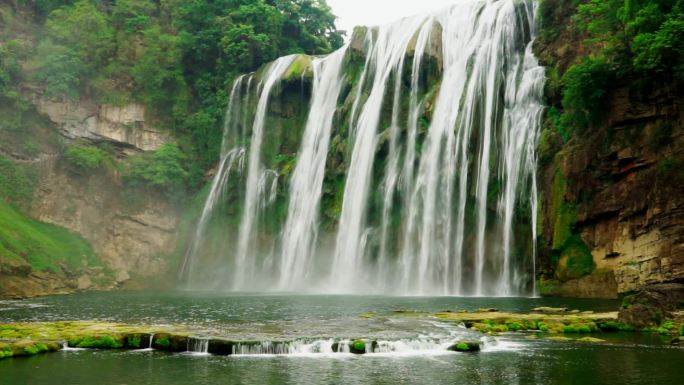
[429,308,684,337]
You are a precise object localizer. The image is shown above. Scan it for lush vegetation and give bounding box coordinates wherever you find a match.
[2,0,343,186]
[122,143,188,197]
[64,142,113,171]
[0,200,102,273]
[0,155,38,204]
[540,0,684,136]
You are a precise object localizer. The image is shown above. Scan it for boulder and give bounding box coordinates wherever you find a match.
[447,341,480,352]
[618,283,684,328]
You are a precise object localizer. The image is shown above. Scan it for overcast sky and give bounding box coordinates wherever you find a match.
[327,0,458,34]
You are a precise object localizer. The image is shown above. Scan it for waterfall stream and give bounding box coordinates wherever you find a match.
[181,0,545,297]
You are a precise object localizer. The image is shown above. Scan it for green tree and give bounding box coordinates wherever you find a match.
[124,144,189,194]
[35,41,83,100]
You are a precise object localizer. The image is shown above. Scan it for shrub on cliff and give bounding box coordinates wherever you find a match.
[123,144,189,196]
[560,58,613,132]
[64,143,112,171]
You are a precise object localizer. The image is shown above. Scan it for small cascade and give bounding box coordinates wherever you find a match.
[147,333,154,350]
[183,0,546,296]
[187,338,209,355]
[227,337,483,356]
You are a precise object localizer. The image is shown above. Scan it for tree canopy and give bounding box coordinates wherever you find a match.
[6,0,344,187]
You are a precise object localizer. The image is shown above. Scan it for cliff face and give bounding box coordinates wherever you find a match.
[534,4,684,298]
[0,99,181,298]
[540,85,684,297]
[29,158,179,284]
[34,99,171,153]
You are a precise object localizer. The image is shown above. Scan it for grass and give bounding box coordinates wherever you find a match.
[0,200,102,273]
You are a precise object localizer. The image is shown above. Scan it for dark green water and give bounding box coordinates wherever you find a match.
[0,292,681,385]
[0,291,620,323]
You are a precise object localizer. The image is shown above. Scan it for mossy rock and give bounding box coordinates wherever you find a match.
[4,340,61,358]
[598,321,635,332]
[506,321,524,331]
[152,333,188,352]
[347,339,377,354]
[578,337,606,343]
[447,341,480,352]
[533,307,569,314]
[349,339,367,354]
[556,236,596,281]
[68,335,124,349]
[124,333,153,349]
[281,55,313,82]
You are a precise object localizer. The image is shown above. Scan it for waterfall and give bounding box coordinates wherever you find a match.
[233,56,297,290]
[183,0,545,297]
[277,47,348,290]
[331,15,431,290]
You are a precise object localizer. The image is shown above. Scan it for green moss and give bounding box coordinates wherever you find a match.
[557,236,596,280]
[539,322,550,332]
[0,200,103,273]
[493,324,509,333]
[506,321,523,331]
[0,342,13,359]
[126,334,142,349]
[0,155,38,204]
[154,336,170,348]
[281,55,312,81]
[598,321,635,332]
[455,342,469,351]
[351,339,365,352]
[70,335,123,349]
[539,278,561,296]
[23,342,48,355]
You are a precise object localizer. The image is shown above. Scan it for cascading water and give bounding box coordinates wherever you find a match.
[277,47,348,290]
[182,0,545,297]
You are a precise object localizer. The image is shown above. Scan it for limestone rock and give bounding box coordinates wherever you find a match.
[35,99,170,152]
[77,275,92,290]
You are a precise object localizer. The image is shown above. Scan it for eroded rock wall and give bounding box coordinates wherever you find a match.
[535,19,684,298]
[28,158,179,283]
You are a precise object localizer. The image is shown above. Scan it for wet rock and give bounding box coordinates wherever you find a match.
[124,333,153,349]
[671,337,684,346]
[447,341,480,352]
[533,307,569,314]
[208,339,235,356]
[477,308,499,313]
[578,337,606,343]
[152,333,188,352]
[342,339,377,354]
[618,284,684,328]
[349,339,367,354]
